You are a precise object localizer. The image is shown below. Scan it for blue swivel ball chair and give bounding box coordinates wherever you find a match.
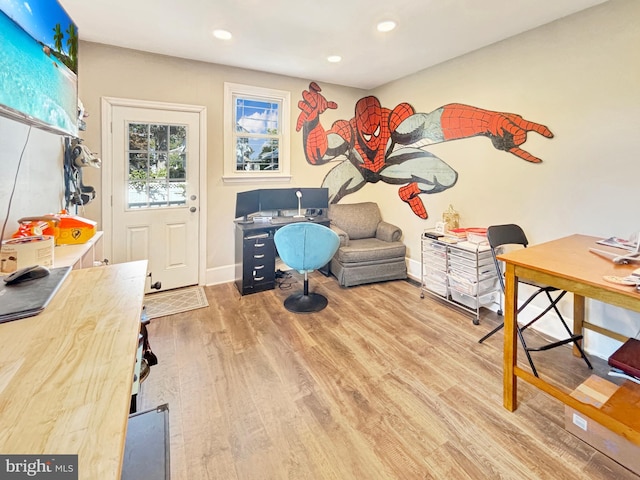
[273,222,340,313]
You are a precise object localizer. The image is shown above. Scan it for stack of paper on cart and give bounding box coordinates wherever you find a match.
[608,338,640,384]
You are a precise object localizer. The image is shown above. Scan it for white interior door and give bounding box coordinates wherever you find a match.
[106,101,204,292]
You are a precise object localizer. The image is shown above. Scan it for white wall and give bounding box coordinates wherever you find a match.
[0,116,66,237]
[373,0,639,246]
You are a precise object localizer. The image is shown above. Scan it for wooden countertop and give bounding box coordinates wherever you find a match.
[0,260,147,479]
[54,231,103,268]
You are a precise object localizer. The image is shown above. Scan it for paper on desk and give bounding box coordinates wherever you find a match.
[596,237,639,251]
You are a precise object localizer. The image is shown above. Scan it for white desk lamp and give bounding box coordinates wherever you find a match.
[294,190,305,218]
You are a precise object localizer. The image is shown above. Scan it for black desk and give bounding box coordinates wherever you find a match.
[234,217,330,295]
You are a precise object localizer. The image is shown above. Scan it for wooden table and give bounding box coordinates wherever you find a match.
[0,260,147,479]
[498,234,640,444]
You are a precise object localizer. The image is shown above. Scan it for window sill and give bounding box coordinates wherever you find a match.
[222,174,292,184]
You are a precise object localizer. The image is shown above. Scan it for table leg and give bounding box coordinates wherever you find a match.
[573,294,585,357]
[503,263,518,411]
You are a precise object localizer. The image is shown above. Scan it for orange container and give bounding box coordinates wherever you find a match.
[56,213,97,245]
[13,211,96,245]
[13,216,59,238]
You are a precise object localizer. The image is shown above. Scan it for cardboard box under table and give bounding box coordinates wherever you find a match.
[564,375,640,475]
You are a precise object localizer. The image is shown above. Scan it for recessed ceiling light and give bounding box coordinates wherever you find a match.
[327,55,342,63]
[212,29,232,40]
[377,20,397,33]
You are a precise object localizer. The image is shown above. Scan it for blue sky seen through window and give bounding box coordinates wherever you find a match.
[235,98,280,135]
[234,96,280,169]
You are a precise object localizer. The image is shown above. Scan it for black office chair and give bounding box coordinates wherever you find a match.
[478,224,592,377]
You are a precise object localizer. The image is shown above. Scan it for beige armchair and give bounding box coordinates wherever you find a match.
[328,202,407,287]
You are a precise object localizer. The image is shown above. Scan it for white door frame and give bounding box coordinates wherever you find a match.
[101,96,207,286]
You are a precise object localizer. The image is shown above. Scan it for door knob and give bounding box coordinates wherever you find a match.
[190,195,197,201]
[190,207,197,212]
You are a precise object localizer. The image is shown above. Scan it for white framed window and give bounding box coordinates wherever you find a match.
[223,83,291,183]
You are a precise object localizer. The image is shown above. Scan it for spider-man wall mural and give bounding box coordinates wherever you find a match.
[296,82,553,219]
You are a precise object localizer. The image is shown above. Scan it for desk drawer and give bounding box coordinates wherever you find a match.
[241,235,275,293]
[244,236,272,254]
[244,236,274,261]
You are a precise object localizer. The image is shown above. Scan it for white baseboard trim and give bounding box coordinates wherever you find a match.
[407,257,421,283]
[205,264,236,286]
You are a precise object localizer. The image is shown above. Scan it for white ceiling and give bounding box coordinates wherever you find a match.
[59,0,608,90]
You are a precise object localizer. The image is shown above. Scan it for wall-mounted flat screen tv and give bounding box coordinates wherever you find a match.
[0,0,78,137]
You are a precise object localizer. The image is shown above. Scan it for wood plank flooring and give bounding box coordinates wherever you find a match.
[139,272,639,479]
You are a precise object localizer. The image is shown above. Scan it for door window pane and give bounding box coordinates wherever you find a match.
[169,153,186,179]
[127,122,188,208]
[129,123,148,150]
[168,182,187,203]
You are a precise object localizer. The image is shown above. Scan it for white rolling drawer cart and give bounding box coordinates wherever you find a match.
[420,233,501,324]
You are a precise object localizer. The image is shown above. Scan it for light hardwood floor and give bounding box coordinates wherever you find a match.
[139,273,639,480]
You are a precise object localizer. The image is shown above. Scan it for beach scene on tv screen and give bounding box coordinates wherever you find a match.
[0,0,78,136]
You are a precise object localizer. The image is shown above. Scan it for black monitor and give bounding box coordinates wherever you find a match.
[258,188,329,213]
[235,190,260,223]
[258,188,298,212]
[236,188,329,221]
[299,188,329,209]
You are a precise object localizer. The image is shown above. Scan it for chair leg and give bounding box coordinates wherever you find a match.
[570,339,593,370]
[478,287,592,376]
[519,290,566,332]
[536,290,593,371]
[478,322,504,343]
[517,290,593,374]
[552,316,593,371]
[517,326,539,377]
[477,319,540,376]
[478,289,543,343]
[283,272,329,313]
[303,273,309,296]
[478,286,542,344]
